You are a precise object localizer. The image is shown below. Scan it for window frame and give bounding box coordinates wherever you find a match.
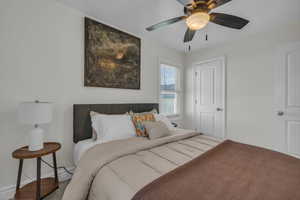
[158,59,182,118]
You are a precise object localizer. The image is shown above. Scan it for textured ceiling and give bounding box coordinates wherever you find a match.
[58,0,300,52]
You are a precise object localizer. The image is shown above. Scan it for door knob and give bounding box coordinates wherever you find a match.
[216,108,223,112]
[277,111,284,116]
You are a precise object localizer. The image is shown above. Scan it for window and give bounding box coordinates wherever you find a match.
[160,63,181,116]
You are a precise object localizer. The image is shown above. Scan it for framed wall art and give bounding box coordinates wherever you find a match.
[84,17,141,89]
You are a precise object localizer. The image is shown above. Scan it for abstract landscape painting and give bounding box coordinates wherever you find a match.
[84,17,141,89]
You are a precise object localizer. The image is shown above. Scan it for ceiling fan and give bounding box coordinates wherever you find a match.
[146,0,249,43]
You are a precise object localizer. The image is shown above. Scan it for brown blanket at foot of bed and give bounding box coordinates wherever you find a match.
[132,140,300,200]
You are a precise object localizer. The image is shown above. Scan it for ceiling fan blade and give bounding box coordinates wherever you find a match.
[176,0,194,6]
[210,13,249,29]
[207,0,232,9]
[184,28,196,43]
[146,16,186,31]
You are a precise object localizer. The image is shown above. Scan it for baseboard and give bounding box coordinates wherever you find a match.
[0,167,75,200]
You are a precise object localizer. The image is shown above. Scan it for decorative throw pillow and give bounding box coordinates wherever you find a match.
[143,121,170,140]
[128,109,158,116]
[154,114,176,131]
[131,112,155,137]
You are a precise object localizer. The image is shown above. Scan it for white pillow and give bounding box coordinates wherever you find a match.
[154,114,176,130]
[90,112,136,143]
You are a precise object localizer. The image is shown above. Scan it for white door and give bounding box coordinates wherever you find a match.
[275,43,300,158]
[193,58,225,139]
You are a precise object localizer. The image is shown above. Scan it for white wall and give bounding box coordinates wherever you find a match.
[0,0,184,189]
[184,23,300,152]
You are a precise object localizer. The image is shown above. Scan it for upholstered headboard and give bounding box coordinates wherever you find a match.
[73,103,159,143]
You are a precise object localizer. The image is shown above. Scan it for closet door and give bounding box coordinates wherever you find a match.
[275,43,300,158]
[193,58,225,139]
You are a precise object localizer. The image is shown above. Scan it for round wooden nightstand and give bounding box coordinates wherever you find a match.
[12,142,61,200]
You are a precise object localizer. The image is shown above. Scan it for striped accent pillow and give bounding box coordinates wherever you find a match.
[131,113,155,137]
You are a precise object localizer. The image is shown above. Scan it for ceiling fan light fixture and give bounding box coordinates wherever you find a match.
[186,12,210,30]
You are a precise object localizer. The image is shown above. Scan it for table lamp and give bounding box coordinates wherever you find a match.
[18,101,53,151]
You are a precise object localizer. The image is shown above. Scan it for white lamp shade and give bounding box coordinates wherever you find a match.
[18,102,53,125]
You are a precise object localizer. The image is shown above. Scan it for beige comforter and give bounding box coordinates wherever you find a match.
[62,129,222,200]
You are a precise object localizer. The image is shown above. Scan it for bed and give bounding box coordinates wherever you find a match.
[63,104,300,200]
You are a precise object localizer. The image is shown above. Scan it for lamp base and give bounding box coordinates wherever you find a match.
[28,126,44,151]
